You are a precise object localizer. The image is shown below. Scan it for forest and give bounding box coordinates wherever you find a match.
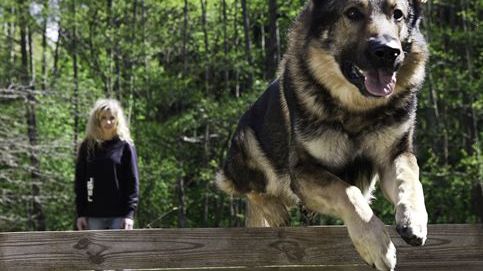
[0,0,481,231]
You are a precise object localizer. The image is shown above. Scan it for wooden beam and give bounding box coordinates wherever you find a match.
[0,224,482,270]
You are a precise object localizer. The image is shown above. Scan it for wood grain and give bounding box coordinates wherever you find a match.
[0,224,482,270]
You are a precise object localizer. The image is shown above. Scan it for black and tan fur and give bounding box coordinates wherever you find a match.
[216,1,428,270]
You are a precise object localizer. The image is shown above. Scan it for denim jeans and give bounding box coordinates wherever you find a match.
[87,217,124,230]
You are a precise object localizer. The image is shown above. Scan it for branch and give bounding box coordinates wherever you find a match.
[181,134,220,144]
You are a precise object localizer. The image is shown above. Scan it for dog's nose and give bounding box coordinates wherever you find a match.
[373,45,400,63]
[368,38,402,68]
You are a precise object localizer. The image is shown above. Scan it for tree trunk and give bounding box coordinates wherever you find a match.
[182,0,189,74]
[28,25,35,83]
[114,50,121,100]
[19,0,46,231]
[233,0,240,97]
[200,0,210,94]
[423,1,443,158]
[460,0,482,222]
[106,0,114,96]
[214,194,224,227]
[222,0,229,94]
[472,182,483,223]
[266,0,280,80]
[202,123,210,226]
[51,25,62,87]
[141,0,147,73]
[177,175,187,228]
[72,0,80,153]
[241,0,253,92]
[6,6,15,85]
[229,196,234,226]
[126,0,138,124]
[460,0,477,155]
[236,199,244,227]
[113,1,127,101]
[41,0,48,91]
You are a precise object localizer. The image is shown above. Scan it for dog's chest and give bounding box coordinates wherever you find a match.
[300,129,354,168]
[299,123,407,168]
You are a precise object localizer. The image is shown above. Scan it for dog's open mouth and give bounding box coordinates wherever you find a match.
[342,62,396,97]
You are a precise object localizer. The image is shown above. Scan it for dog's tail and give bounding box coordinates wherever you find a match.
[215,170,238,195]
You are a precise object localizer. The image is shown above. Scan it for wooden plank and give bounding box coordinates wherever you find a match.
[0,224,482,270]
[137,264,483,271]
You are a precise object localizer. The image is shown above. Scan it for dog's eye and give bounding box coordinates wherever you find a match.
[345,7,364,21]
[393,9,404,21]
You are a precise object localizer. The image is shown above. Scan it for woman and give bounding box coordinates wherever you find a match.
[75,98,139,230]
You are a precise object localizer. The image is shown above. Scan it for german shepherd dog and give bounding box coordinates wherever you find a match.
[216,0,428,270]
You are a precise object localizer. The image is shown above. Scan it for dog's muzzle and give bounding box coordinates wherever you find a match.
[342,37,403,98]
[367,38,402,70]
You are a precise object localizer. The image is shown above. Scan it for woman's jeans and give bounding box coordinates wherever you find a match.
[87,217,124,230]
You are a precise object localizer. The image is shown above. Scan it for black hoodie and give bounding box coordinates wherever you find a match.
[75,137,139,219]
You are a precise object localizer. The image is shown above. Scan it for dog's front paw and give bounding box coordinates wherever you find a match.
[396,203,428,246]
[348,217,397,271]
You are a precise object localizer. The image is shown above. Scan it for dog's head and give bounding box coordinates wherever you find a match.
[297,0,428,108]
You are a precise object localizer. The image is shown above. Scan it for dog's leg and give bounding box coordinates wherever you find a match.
[246,195,269,227]
[246,193,289,227]
[381,152,428,246]
[294,167,396,271]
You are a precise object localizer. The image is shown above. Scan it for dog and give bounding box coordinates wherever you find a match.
[216,0,428,270]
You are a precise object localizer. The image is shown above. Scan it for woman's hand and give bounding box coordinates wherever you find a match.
[76,217,88,230]
[123,218,134,230]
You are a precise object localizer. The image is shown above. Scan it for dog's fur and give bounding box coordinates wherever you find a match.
[216,1,428,270]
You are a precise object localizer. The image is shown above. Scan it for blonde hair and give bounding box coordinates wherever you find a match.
[83,98,133,155]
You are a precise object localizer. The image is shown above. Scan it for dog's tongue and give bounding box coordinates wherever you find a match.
[364,70,396,97]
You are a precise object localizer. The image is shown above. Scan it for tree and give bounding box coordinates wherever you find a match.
[241,0,253,93]
[265,0,280,80]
